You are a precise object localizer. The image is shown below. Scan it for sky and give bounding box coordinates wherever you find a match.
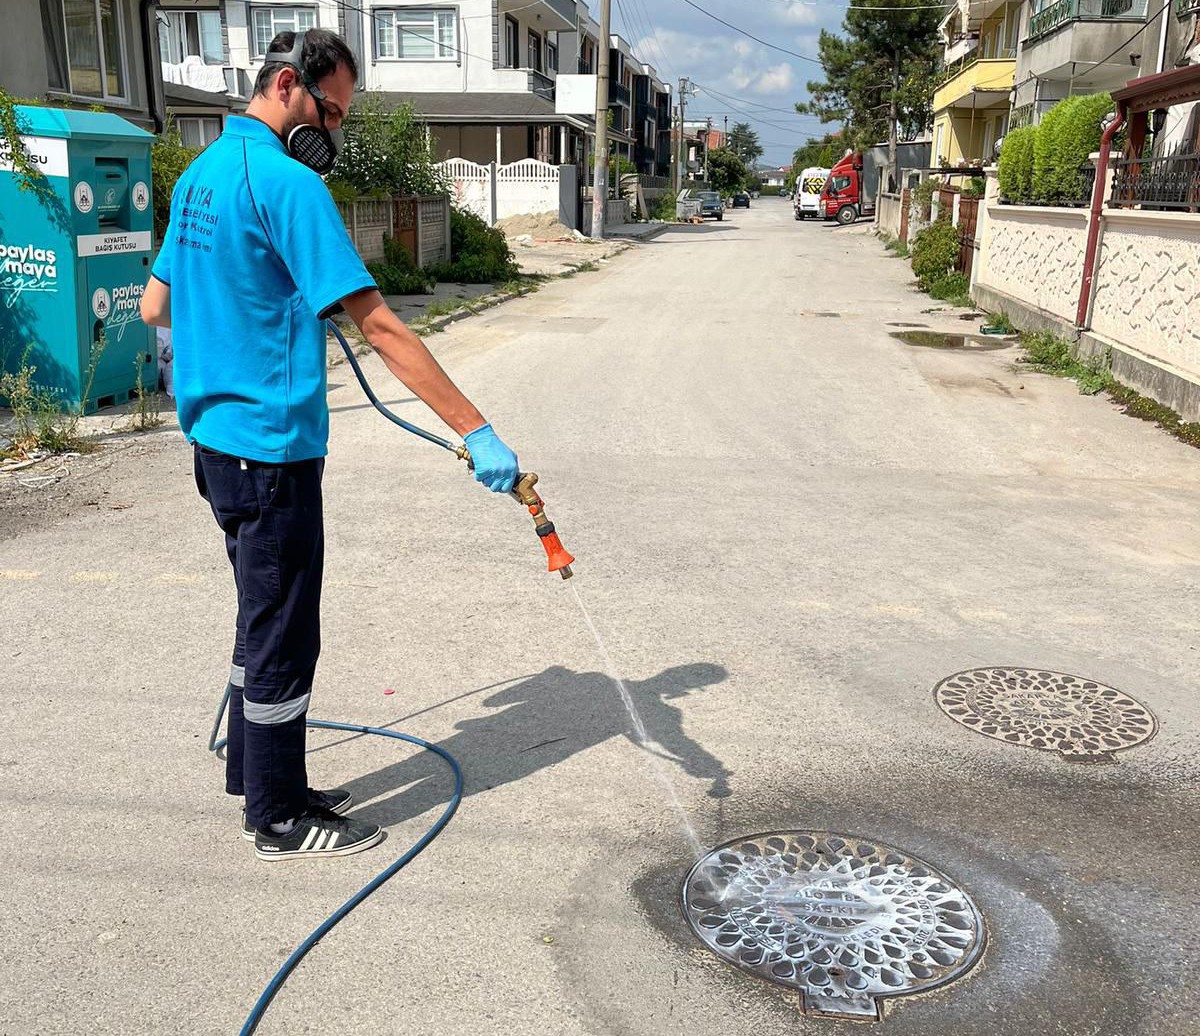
[604,0,851,168]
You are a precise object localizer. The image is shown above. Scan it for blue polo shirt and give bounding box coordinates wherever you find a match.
[152,116,375,462]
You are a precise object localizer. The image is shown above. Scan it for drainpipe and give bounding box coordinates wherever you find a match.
[1075,104,1124,329]
[140,0,164,132]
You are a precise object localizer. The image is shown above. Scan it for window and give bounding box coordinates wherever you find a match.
[251,7,316,58]
[375,8,457,60]
[159,10,224,65]
[42,0,126,99]
[830,175,852,192]
[527,29,541,72]
[176,115,223,147]
[505,15,519,68]
[546,40,558,72]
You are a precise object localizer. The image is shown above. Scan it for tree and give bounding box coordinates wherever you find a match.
[705,148,750,194]
[328,95,447,199]
[728,122,764,167]
[795,0,941,187]
[792,133,843,171]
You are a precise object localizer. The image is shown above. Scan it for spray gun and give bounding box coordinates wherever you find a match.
[329,322,575,579]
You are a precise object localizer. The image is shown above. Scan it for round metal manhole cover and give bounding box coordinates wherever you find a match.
[934,667,1156,763]
[681,832,985,1020]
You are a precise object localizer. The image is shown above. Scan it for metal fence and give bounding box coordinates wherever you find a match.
[1110,148,1200,211]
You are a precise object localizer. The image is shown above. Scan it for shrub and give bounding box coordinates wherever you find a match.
[366,235,433,295]
[328,96,447,198]
[912,177,937,219]
[928,272,972,307]
[649,190,678,221]
[1032,93,1110,204]
[429,208,520,284]
[998,126,1035,203]
[910,217,961,290]
[151,121,200,240]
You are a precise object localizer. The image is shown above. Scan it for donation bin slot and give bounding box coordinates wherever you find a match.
[94,158,129,228]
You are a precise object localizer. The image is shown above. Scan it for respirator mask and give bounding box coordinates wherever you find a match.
[275,32,343,175]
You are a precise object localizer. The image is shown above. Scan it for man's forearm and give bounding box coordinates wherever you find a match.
[358,303,485,438]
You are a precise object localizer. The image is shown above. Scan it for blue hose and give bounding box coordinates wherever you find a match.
[207,687,464,1035]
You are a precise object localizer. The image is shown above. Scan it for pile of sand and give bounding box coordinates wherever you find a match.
[495,212,578,241]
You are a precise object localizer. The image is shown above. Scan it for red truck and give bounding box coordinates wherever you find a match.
[819,152,875,226]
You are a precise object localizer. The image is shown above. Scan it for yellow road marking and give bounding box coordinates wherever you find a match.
[159,573,205,585]
[958,609,1010,622]
[71,571,116,584]
[0,570,40,581]
[869,605,924,619]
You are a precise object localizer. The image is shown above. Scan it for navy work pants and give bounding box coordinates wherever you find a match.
[193,444,324,830]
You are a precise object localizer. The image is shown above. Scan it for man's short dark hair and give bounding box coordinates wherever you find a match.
[253,28,358,97]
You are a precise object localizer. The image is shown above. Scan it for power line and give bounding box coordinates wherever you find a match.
[674,0,823,65]
[690,82,824,117]
[693,83,821,133]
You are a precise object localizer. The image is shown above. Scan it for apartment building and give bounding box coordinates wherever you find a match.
[932,0,1023,166]
[10,1,673,176]
[1011,0,1190,127]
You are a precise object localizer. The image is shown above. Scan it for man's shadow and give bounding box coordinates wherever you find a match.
[340,662,731,827]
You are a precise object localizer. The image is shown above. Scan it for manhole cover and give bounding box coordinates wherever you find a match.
[681,831,985,1020]
[934,667,1156,762]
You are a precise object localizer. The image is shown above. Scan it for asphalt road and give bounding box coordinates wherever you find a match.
[3,199,1199,1035]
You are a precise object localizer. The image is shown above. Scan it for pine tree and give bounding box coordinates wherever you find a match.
[795,0,941,187]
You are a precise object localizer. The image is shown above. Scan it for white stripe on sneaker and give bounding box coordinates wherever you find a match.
[299,826,320,851]
[326,832,339,850]
[311,830,329,851]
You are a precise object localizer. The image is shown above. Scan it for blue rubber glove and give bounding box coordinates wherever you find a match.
[463,423,519,493]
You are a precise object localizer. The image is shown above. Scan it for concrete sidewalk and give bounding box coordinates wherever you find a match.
[2,205,1198,1036]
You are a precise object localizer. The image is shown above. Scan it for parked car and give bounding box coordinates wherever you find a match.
[732,192,750,208]
[794,166,831,220]
[697,191,724,220]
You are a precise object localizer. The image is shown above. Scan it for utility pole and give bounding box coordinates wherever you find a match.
[676,76,691,193]
[723,114,728,144]
[590,0,612,239]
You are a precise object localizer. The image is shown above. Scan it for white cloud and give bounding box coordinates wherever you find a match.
[751,63,797,94]
[773,1,822,27]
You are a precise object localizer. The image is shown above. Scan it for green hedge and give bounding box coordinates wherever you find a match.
[1002,93,1111,205]
[997,126,1035,203]
[910,216,960,291]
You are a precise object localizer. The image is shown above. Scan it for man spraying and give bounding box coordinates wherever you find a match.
[140,29,519,862]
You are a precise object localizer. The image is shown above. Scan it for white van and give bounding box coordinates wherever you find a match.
[794,167,831,220]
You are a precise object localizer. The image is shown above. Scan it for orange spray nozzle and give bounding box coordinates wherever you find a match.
[511,472,575,579]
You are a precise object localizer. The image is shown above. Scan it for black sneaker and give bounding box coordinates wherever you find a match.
[240,787,354,841]
[254,805,385,861]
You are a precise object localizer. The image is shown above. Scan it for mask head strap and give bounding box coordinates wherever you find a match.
[271,30,330,122]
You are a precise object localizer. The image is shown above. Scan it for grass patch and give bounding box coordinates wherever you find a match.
[984,311,1016,334]
[879,232,909,259]
[125,356,164,432]
[927,272,973,308]
[1018,328,1200,448]
[0,342,102,458]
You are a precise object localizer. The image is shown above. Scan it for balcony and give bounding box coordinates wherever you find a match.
[498,0,576,32]
[1029,0,1149,40]
[933,57,1016,112]
[1177,0,1200,14]
[609,81,631,106]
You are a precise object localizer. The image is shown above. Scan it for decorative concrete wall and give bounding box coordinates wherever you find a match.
[1091,212,1200,381]
[975,204,1088,324]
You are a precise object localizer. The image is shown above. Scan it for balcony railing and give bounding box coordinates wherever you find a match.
[609,82,631,106]
[529,70,555,101]
[1176,0,1200,15]
[1029,0,1148,39]
[1110,147,1200,210]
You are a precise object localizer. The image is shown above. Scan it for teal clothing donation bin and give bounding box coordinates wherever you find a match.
[0,107,156,411]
